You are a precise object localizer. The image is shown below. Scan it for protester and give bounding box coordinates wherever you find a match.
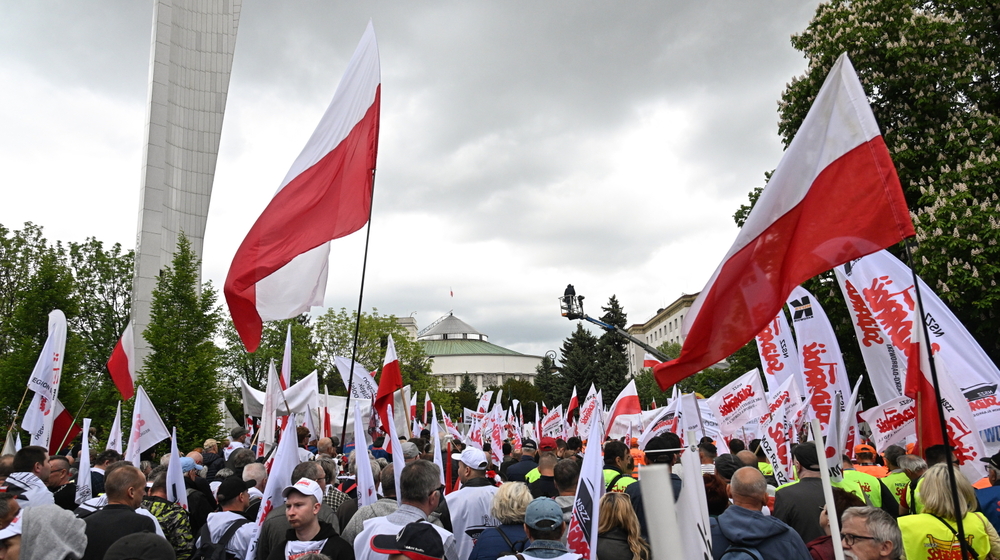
[895,454,928,516]
[0,456,13,488]
[340,464,397,543]
[6,447,54,508]
[602,441,635,493]
[336,452,382,531]
[258,461,340,560]
[197,476,257,560]
[879,446,909,506]
[263,478,353,560]
[840,455,896,516]
[298,427,316,463]
[201,439,226,480]
[224,428,250,461]
[698,442,717,475]
[243,461,267,521]
[317,438,336,458]
[552,460,579,526]
[497,497,580,560]
[81,465,156,560]
[840,507,902,560]
[702,473,729,517]
[318,458,349,513]
[446,448,500,560]
[143,470,195,560]
[0,504,88,560]
[180,456,213,532]
[468,482,532,560]
[977,451,1000,531]
[897,463,998,560]
[713,454,745,484]
[853,445,889,478]
[527,453,558,499]
[805,487,864,560]
[103,533,177,560]
[499,443,517,480]
[596,492,650,560]
[229,448,257,480]
[370,522,446,560]
[46,455,76,510]
[710,467,810,560]
[626,433,681,542]
[353,460,457,560]
[628,438,645,479]
[506,441,538,483]
[90,450,122,497]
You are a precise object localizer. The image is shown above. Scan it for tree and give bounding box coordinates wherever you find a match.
[556,324,599,405]
[594,296,629,406]
[533,354,570,409]
[459,374,476,394]
[313,307,435,396]
[141,235,223,449]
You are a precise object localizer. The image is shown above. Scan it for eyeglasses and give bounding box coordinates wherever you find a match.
[841,533,877,546]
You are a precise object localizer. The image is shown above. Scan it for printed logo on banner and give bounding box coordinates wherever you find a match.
[757,319,792,377]
[789,297,814,321]
[802,342,838,426]
[719,386,756,417]
[844,281,885,347]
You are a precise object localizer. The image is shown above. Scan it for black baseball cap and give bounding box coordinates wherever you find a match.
[371,522,445,560]
[980,451,1000,470]
[216,476,253,503]
[793,442,820,471]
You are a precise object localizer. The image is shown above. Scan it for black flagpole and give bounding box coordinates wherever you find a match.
[904,239,970,560]
[341,169,377,449]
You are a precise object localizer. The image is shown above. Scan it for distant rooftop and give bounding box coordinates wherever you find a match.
[421,339,524,356]
[417,313,488,342]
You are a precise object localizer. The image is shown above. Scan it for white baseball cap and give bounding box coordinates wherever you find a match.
[0,510,22,540]
[282,478,323,502]
[450,448,488,470]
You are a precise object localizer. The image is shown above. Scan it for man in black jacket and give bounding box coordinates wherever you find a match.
[267,478,353,560]
[81,465,156,560]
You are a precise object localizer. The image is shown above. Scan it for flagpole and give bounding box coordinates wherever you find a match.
[6,386,31,435]
[341,169,378,447]
[904,240,970,559]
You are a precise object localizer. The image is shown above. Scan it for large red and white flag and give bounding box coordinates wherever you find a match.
[225,22,381,352]
[124,386,169,466]
[786,285,852,435]
[754,311,799,392]
[567,418,604,560]
[606,380,642,438]
[107,320,137,400]
[374,334,402,434]
[166,427,189,511]
[653,53,914,389]
[247,415,299,560]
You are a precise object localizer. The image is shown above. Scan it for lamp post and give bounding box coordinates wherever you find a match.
[558,284,670,362]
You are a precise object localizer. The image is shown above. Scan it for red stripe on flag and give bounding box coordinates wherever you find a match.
[655,137,912,388]
[107,338,134,400]
[50,408,80,455]
[225,88,381,352]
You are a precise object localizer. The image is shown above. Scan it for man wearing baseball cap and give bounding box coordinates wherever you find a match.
[497,498,580,560]
[444,447,499,560]
[371,521,446,560]
[196,476,257,559]
[267,478,353,560]
[853,444,889,478]
[976,452,1000,531]
[225,427,250,461]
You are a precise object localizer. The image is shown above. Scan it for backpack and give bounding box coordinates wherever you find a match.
[194,518,250,560]
[720,545,764,560]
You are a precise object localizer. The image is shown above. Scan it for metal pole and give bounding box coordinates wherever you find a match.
[904,240,970,559]
[7,386,31,434]
[341,169,378,447]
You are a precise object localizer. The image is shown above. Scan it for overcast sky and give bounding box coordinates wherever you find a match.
[0,2,822,358]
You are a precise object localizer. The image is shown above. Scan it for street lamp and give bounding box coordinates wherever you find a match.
[557,284,670,362]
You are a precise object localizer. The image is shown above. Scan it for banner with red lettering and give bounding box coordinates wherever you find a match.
[541,405,564,439]
[835,250,1000,450]
[576,389,601,442]
[759,407,793,485]
[638,401,678,451]
[787,286,852,435]
[678,393,705,444]
[764,375,803,445]
[755,310,800,392]
[860,395,916,451]
[705,369,769,439]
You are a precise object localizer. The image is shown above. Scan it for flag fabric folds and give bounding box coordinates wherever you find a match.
[124,386,170,466]
[705,369,769,439]
[605,380,642,438]
[653,53,914,389]
[225,22,381,352]
[334,356,379,399]
[75,418,92,504]
[247,415,299,560]
[567,418,604,559]
[353,403,378,508]
[22,310,67,450]
[107,402,122,453]
[107,320,137,400]
[374,334,403,435]
[166,427,189,511]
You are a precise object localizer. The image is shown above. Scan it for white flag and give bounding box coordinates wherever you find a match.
[280,324,292,389]
[353,403,378,507]
[386,404,405,505]
[705,369,769,439]
[335,356,379,399]
[860,395,916,451]
[107,401,122,453]
[75,418,93,504]
[124,386,170,466]
[26,310,67,401]
[166,427,189,511]
[431,409,445,485]
[476,391,493,414]
[257,361,283,458]
[677,430,713,558]
[247,415,299,560]
[755,309,800,392]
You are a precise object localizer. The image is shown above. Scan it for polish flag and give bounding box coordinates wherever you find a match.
[423,392,433,425]
[605,380,643,438]
[409,393,418,422]
[566,387,579,424]
[653,53,913,390]
[905,316,945,450]
[650,398,657,410]
[225,22,381,352]
[107,320,136,400]
[374,334,402,434]
[542,402,548,415]
[642,353,660,369]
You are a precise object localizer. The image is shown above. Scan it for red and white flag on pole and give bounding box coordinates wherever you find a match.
[653,53,914,390]
[643,353,660,369]
[409,393,418,422]
[605,380,642,438]
[374,334,402,435]
[225,22,381,352]
[107,320,136,400]
[424,392,432,425]
[567,417,604,559]
[566,387,579,424]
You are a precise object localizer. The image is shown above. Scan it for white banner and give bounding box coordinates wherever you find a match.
[477,391,494,413]
[124,386,170,466]
[677,431,713,558]
[241,370,320,418]
[541,405,564,438]
[787,286,852,435]
[463,408,485,425]
[638,401,678,451]
[705,369,769,438]
[335,356,378,399]
[26,310,67,401]
[755,310,799,392]
[75,418,92,504]
[760,409,793,485]
[107,401,122,453]
[576,392,601,441]
[860,395,916,451]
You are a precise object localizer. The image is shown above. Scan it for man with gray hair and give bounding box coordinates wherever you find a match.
[710,467,810,560]
[354,460,457,560]
[896,454,927,516]
[242,462,267,520]
[840,506,902,560]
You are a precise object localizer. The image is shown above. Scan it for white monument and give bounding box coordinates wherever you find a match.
[132,0,242,363]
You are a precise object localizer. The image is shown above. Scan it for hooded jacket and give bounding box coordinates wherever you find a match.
[710,504,811,560]
[22,504,88,560]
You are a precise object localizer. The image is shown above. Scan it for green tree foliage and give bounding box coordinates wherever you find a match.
[555,324,599,405]
[313,308,435,396]
[141,235,223,449]
[451,374,480,414]
[483,378,546,421]
[634,342,680,407]
[533,353,570,411]
[594,296,629,406]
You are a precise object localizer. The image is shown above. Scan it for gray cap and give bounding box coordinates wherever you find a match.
[401,441,420,460]
[524,497,564,530]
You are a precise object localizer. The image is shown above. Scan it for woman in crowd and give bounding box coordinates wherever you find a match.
[898,463,1000,560]
[468,482,533,560]
[596,492,651,560]
[806,487,864,560]
[702,473,729,517]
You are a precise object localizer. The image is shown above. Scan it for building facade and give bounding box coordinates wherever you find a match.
[626,293,699,377]
[132,0,242,364]
[411,313,542,394]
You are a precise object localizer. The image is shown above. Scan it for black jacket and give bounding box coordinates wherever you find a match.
[266,521,354,560]
[81,504,156,560]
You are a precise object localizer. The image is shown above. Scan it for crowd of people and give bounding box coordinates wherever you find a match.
[1,424,998,560]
